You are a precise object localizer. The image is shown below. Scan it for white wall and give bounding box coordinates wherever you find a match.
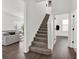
[2,0,24,31]
[48,15,56,50]
[52,0,77,15]
[2,11,24,31]
[3,0,24,17]
[28,1,47,44]
[24,1,47,52]
[55,14,68,36]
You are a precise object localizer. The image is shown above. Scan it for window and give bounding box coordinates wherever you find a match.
[62,19,68,31]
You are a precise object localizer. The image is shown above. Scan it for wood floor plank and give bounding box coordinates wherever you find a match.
[3,37,76,59]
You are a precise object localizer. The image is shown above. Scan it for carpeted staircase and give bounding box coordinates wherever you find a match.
[29,14,52,55]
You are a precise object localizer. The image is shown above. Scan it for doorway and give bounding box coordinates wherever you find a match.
[55,13,69,37]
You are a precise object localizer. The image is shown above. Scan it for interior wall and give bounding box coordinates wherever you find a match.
[2,0,24,31]
[24,1,47,52]
[28,1,47,43]
[48,15,56,50]
[2,11,24,31]
[2,0,24,17]
[55,13,68,36]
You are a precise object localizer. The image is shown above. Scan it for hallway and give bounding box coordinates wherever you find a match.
[53,36,76,59]
[3,36,76,59]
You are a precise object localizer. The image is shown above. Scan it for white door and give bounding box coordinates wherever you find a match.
[73,11,77,48]
[68,10,77,48]
[68,12,74,48]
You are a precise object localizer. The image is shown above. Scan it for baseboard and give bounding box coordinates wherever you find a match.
[24,49,29,53]
[56,36,68,38]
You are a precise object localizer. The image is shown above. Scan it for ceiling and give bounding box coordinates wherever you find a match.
[52,0,77,15]
[2,0,77,16]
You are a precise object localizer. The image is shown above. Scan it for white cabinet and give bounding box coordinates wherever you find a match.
[2,31,20,46]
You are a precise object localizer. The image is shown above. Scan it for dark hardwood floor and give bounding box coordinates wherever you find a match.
[3,36,76,59]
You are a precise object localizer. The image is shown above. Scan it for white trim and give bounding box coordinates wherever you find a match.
[24,49,29,53]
